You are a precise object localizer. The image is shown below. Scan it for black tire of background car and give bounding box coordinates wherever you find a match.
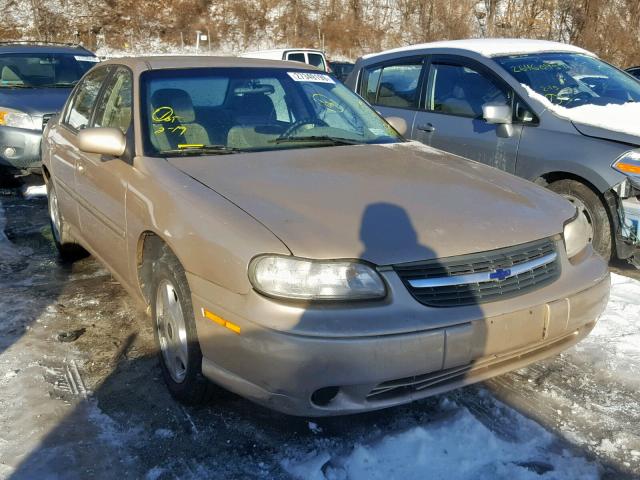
[151,246,218,405]
[548,179,612,261]
[46,182,87,260]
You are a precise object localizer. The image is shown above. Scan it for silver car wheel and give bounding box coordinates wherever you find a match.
[48,186,62,243]
[563,193,595,244]
[155,279,189,383]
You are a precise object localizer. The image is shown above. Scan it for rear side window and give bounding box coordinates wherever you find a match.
[360,59,423,108]
[428,63,509,117]
[308,53,325,70]
[65,67,110,130]
[287,53,305,63]
[93,67,133,133]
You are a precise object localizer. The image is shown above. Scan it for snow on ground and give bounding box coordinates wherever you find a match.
[282,397,599,480]
[523,86,640,138]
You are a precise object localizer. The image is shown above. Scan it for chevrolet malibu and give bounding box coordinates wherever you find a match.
[42,57,610,416]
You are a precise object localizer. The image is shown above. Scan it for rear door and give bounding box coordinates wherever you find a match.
[413,55,522,173]
[47,66,111,230]
[357,56,426,135]
[75,66,133,280]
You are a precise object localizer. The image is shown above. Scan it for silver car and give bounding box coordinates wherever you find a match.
[346,38,640,269]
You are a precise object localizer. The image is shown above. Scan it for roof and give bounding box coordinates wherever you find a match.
[102,55,321,71]
[362,38,594,60]
[242,48,324,55]
[0,43,94,56]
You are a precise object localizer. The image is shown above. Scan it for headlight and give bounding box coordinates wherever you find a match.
[612,150,640,177]
[563,213,590,258]
[249,255,386,301]
[0,107,36,130]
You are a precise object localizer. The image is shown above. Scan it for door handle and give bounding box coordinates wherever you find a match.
[416,123,436,133]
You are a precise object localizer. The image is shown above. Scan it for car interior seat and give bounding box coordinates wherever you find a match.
[150,88,211,150]
[226,88,279,149]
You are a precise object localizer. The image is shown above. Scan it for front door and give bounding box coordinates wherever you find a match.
[75,67,133,280]
[48,66,111,233]
[356,55,426,134]
[412,56,522,173]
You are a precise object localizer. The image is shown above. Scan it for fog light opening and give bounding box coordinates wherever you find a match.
[311,386,340,407]
[2,147,17,158]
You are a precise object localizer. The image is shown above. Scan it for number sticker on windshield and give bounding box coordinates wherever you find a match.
[74,56,100,62]
[287,72,335,84]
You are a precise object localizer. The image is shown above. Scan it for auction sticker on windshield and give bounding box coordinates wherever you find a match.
[74,56,100,62]
[287,72,335,83]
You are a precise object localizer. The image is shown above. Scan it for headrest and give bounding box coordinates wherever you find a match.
[150,88,196,123]
[231,92,275,120]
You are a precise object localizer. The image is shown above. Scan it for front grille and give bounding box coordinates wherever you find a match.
[394,237,560,307]
[42,113,55,130]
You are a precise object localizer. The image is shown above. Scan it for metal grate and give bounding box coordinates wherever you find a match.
[394,237,560,307]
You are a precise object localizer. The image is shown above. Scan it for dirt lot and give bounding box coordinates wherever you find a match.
[1,184,639,480]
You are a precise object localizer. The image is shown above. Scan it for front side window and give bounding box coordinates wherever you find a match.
[93,67,133,133]
[65,67,110,130]
[427,63,509,117]
[360,60,423,108]
[140,68,401,155]
[496,52,640,108]
[0,53,97,88]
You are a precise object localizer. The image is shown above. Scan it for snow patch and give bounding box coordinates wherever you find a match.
[282,406,599,480]
[363,39,593,60]
[24,185,47,198]
[522,85,640,138]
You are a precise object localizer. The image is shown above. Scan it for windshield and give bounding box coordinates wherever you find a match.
[496,52,640,108]
[140,67,401,155]
[0,53,98,88]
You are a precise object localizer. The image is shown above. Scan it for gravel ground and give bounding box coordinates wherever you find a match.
[0,184,639,480]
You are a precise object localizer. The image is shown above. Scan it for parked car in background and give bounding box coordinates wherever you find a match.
[626,66,640,80]
[346,39,640,268]
[0,41,98,175]
[42,56,609,415]
[239,48,328,71]
[329,60,354,82]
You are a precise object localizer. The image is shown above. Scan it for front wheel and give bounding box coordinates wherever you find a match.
[151,248,216,404]
[548,179,612,260]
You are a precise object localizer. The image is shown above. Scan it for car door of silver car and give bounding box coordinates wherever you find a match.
[358,56,426,135]
[412,55,523,173]
[47,66,111,233]
[74,67,133,279]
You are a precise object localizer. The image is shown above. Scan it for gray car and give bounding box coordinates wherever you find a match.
[0,41,98,175]
[346,39,640,268]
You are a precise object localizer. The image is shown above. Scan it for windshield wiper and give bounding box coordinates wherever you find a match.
[0,84,32,89]
[159,144,242,156]
[40,82,78,88]
[270,135,364,145]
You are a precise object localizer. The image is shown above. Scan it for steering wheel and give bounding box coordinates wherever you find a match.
[279,118,328,138]
[564,91,593,107]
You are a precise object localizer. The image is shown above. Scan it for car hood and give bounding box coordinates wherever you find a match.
[168,142,575,265]
[572,121,640,147]
[0,88,71,116]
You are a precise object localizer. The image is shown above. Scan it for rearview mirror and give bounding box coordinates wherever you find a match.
[482,103,512,125]
[78,127,126,157]
[385,116,407,136]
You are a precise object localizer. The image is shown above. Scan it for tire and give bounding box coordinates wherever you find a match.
[151,247,216,404]
[548,179,612,260]
[46,181,86,260]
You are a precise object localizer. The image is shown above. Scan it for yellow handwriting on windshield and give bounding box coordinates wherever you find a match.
[152,106,187,136]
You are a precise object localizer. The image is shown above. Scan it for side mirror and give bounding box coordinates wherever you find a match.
[482,103,512,125]
[77,127,126,157]
[385,116,408,136]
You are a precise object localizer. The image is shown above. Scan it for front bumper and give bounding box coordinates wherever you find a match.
[0,125,43,171]
[189,246,610,416]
